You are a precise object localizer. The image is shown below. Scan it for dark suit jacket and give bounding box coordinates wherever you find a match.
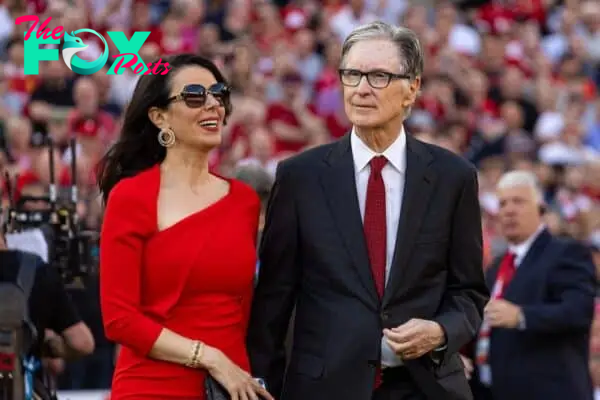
[247,134,489,400]
[470,229,596,400]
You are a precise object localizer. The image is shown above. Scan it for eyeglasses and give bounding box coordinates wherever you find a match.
[338,69,411,89]
[167,83,231,108]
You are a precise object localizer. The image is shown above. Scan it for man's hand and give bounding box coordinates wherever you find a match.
[43,329,66,357]
[484,299,522,328]
[383,319,445,359]
[42,357,65,376]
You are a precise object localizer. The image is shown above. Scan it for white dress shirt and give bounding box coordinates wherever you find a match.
[350,127,406,367]
[507,224,546,332]
[508,224,546,268]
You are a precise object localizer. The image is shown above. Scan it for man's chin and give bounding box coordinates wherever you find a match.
[503,230,525,244]
[350,117,383,129]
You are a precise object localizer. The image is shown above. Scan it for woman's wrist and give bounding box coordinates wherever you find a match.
[185,340,205,369]
[198,344,221,372]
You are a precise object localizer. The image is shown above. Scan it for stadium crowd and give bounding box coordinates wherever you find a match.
[0,0,600,395]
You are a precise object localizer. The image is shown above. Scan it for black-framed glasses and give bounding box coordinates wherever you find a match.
[338,69,411,89]
[167,83,231,108]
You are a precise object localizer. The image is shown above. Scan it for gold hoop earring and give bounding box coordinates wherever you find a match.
[158,128,175,147]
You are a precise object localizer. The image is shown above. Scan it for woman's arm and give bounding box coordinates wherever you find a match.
[99,180,204,367]
[148,329,203,366]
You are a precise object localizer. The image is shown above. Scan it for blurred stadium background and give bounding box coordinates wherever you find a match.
[1,0,600,398]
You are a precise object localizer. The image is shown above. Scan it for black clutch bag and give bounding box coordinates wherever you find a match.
[204,376,267,400]
[205,376,230,400]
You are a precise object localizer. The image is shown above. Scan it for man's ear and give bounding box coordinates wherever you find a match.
[402,76,422,109]
[148,107,166,129]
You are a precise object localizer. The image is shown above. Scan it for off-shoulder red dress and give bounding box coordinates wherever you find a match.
[99,164,260,399]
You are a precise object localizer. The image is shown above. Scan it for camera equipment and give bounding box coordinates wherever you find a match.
[2,137,99,286]
[0,252,39,400]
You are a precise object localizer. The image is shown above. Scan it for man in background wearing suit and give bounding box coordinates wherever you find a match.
[247,21,489,400]
[467,170,596,400]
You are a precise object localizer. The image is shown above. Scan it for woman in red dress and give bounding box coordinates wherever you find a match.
[96,54,273,400]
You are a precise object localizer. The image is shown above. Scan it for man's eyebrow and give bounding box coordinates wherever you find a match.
[342,66,404,75]
[343,67,398,73]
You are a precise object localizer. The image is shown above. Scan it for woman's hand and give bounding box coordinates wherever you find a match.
[202,346,274,400]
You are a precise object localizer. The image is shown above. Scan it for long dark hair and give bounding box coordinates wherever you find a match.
[96,54,232,204]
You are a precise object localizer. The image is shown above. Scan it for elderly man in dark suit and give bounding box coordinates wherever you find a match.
[247,21,489,400]
[466,170,596,400]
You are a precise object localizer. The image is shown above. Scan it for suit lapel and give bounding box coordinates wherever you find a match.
[503,229,552,299]
[320,135,379,306]
[382,136,436,307]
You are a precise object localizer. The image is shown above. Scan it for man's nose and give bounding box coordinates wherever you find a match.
[355,76,372,94]
[504,205,519,216]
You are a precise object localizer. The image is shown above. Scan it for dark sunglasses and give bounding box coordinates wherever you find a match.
[167,83,231,108]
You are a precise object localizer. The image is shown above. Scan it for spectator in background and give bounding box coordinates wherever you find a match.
[236,126,278,178]
[265,68,327,157]
[467,170,596,400]
[233,163,273,240]
[27,60,75,137]
[2,115,32,172]
[329,0,377,42]
[293,28,323,97]
[67,78,117,147]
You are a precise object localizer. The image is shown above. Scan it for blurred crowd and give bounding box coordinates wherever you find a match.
[1,0,600,393]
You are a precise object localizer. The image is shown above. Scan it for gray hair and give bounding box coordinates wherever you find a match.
[340,21,424,80]
[497,170,545,205]
[340,21,424,118]
[233,165,274,206]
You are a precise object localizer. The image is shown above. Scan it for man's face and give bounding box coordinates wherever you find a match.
[341,39,419,130]
[497,184,542,243]
[74,79,99,116]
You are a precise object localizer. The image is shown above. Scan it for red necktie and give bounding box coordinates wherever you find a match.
[363,156,387,389]
[502,252,517,287]
[475,251,516,384]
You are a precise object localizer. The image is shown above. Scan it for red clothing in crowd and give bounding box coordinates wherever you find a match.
[100,164,260,399]
[266,102,317,154]
[67,110,117,144]
[13,167,71,202]
[3,63,38,96]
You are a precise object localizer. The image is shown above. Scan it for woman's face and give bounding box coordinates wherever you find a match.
[158,66,228,150]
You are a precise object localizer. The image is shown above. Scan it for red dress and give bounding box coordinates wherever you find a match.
[100,164,260,399]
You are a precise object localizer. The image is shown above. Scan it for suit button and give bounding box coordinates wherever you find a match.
[381,312,389,321]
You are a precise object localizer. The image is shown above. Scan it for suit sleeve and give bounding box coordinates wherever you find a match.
[521,241,596,334]
[247,162,300,396]
[99,182,163,356]
[434,167,489,359]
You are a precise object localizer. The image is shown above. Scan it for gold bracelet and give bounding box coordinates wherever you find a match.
[186,341,205,369]
[186,341,200,368]
[194,341,205,368]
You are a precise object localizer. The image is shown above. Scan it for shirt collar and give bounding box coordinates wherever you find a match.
[508,224,546,265]
[350,126,407,174]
